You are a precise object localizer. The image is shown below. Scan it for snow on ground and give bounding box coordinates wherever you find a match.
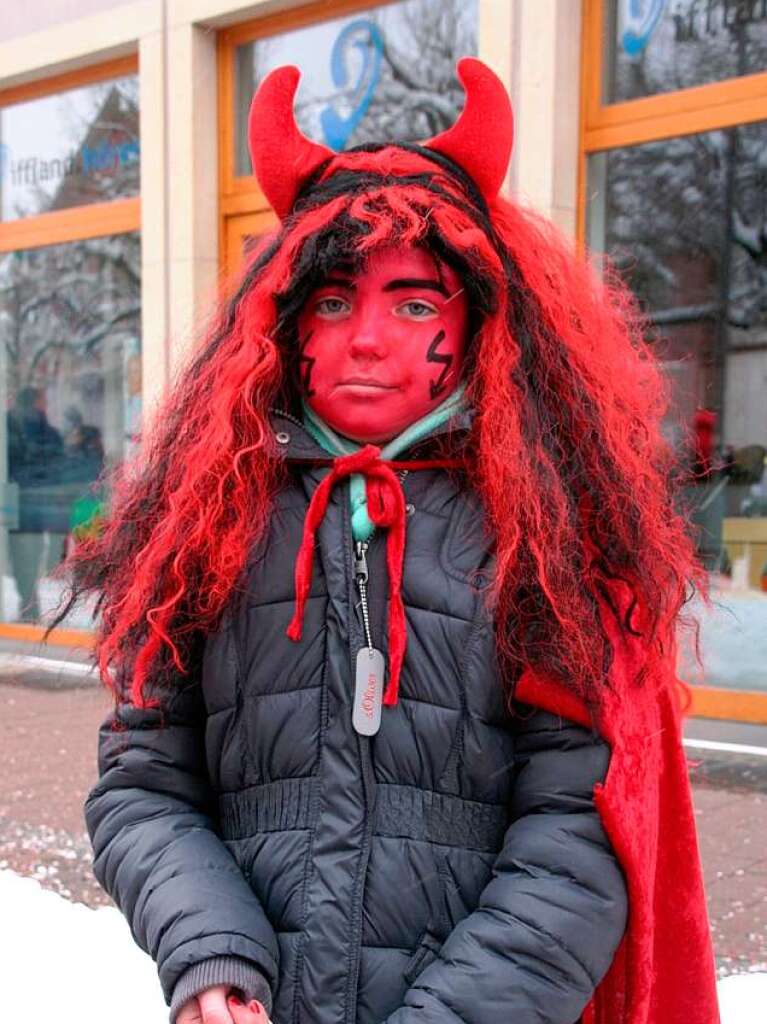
[2,869,766,1024]
[717,970,767,1024]
[0,869,166,1023]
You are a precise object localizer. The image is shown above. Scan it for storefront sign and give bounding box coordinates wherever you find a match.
[621,0,667,55]
[1,135,139,189]
[320,19,384,150]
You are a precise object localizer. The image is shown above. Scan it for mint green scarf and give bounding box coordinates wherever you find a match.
[301,383,468,543]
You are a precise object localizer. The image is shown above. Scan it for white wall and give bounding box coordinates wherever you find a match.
[0,0,133,43]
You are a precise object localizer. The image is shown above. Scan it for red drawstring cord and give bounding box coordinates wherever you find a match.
[285,444,464,707]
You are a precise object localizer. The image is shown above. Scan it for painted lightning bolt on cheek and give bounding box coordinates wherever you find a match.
[296,245,469,444]
[426,330,453,401]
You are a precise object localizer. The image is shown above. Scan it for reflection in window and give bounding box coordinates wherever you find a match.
[0,232,141,623]
[233,0,477,176]
[606,0,767,103]
[587,122,767,692]
[589,122,767,449]
[0,75,139,222]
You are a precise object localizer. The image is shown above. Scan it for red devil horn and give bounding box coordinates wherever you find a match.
[424,57,513,201]
[248,65,334,220]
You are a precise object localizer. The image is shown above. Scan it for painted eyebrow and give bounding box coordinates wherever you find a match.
[382,278,450,297]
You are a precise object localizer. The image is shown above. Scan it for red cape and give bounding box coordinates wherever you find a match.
[516,595,720,1024]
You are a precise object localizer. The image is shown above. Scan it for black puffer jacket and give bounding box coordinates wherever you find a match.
[86,409,628,1024]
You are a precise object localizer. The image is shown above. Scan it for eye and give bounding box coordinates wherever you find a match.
[315,296,351,318]
[396,299,438,320]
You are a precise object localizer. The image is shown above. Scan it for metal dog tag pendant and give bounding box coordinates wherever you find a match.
[353,647,385,736]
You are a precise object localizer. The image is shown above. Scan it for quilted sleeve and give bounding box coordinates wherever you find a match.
[383,706,628,1024]
[84,677,279,1007]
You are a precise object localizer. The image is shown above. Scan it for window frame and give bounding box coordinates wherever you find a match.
[578,0,767,723]
[578,0,767,242]
[0,55,140,252]
[582,0,767,144]
[0,55,140,645]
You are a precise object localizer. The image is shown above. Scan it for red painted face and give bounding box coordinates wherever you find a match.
[297,246,469,444]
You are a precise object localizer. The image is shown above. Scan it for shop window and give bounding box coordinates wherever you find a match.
[0,74,139,221]
[232,0,478,177]
[588,122,767,451]
[0,60,140,633]
[587,120,767,693]
[583,1,767,715]
[605,0,767,103]
[0,232,141,624]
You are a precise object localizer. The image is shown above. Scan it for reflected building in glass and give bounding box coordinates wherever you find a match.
[0,72,140,625]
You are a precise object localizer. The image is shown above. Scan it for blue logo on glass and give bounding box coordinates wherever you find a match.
[320,18,384,151]
[622,0,667,56]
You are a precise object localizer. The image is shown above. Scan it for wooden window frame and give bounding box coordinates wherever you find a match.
[578,1,767,723]
[578,0,767,242]
[581,0,767,146]
[0,54,140,647]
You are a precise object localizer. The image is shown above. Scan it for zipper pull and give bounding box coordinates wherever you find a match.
[352,539,384,736]
[353,541,369,583]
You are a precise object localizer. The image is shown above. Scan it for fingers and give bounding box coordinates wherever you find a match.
[197,985,235,1024]
[227,994,271,1024]
[175,985,272,1024]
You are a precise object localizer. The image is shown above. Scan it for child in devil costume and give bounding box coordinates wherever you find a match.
[56,59,720,1024]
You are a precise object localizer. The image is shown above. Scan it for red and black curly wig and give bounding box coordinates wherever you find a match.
[46,62,706,710]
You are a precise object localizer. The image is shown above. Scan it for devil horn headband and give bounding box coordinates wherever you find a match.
[247,57,514,220]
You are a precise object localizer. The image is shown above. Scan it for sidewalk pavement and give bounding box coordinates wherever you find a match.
[0,649,765,977]
[684,726,767,976]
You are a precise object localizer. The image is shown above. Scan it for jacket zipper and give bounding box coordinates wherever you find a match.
[353,541,374,651]
[344,468,409,1020]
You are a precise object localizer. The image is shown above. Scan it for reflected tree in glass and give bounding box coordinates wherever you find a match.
[592,122,767,581]
[600,123,767,401]
[234,0,477,173]
[0,232,140,622]
[609,0,767,102]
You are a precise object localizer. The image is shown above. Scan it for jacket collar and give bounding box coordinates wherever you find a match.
[268,406,475,462]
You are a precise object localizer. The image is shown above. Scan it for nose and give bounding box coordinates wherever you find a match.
[348,310,388,360]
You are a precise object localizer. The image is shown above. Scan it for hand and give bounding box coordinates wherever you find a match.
[176,984,273,1024]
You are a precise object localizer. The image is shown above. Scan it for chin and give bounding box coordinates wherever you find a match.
[325,417,395,445]
[339,427,395,444]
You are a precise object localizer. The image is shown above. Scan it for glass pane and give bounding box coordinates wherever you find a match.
[605,0,767,103]
[587,123,767,692]
[0,75,139,222]
[234,0,478,176]
[0,232,141,625]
